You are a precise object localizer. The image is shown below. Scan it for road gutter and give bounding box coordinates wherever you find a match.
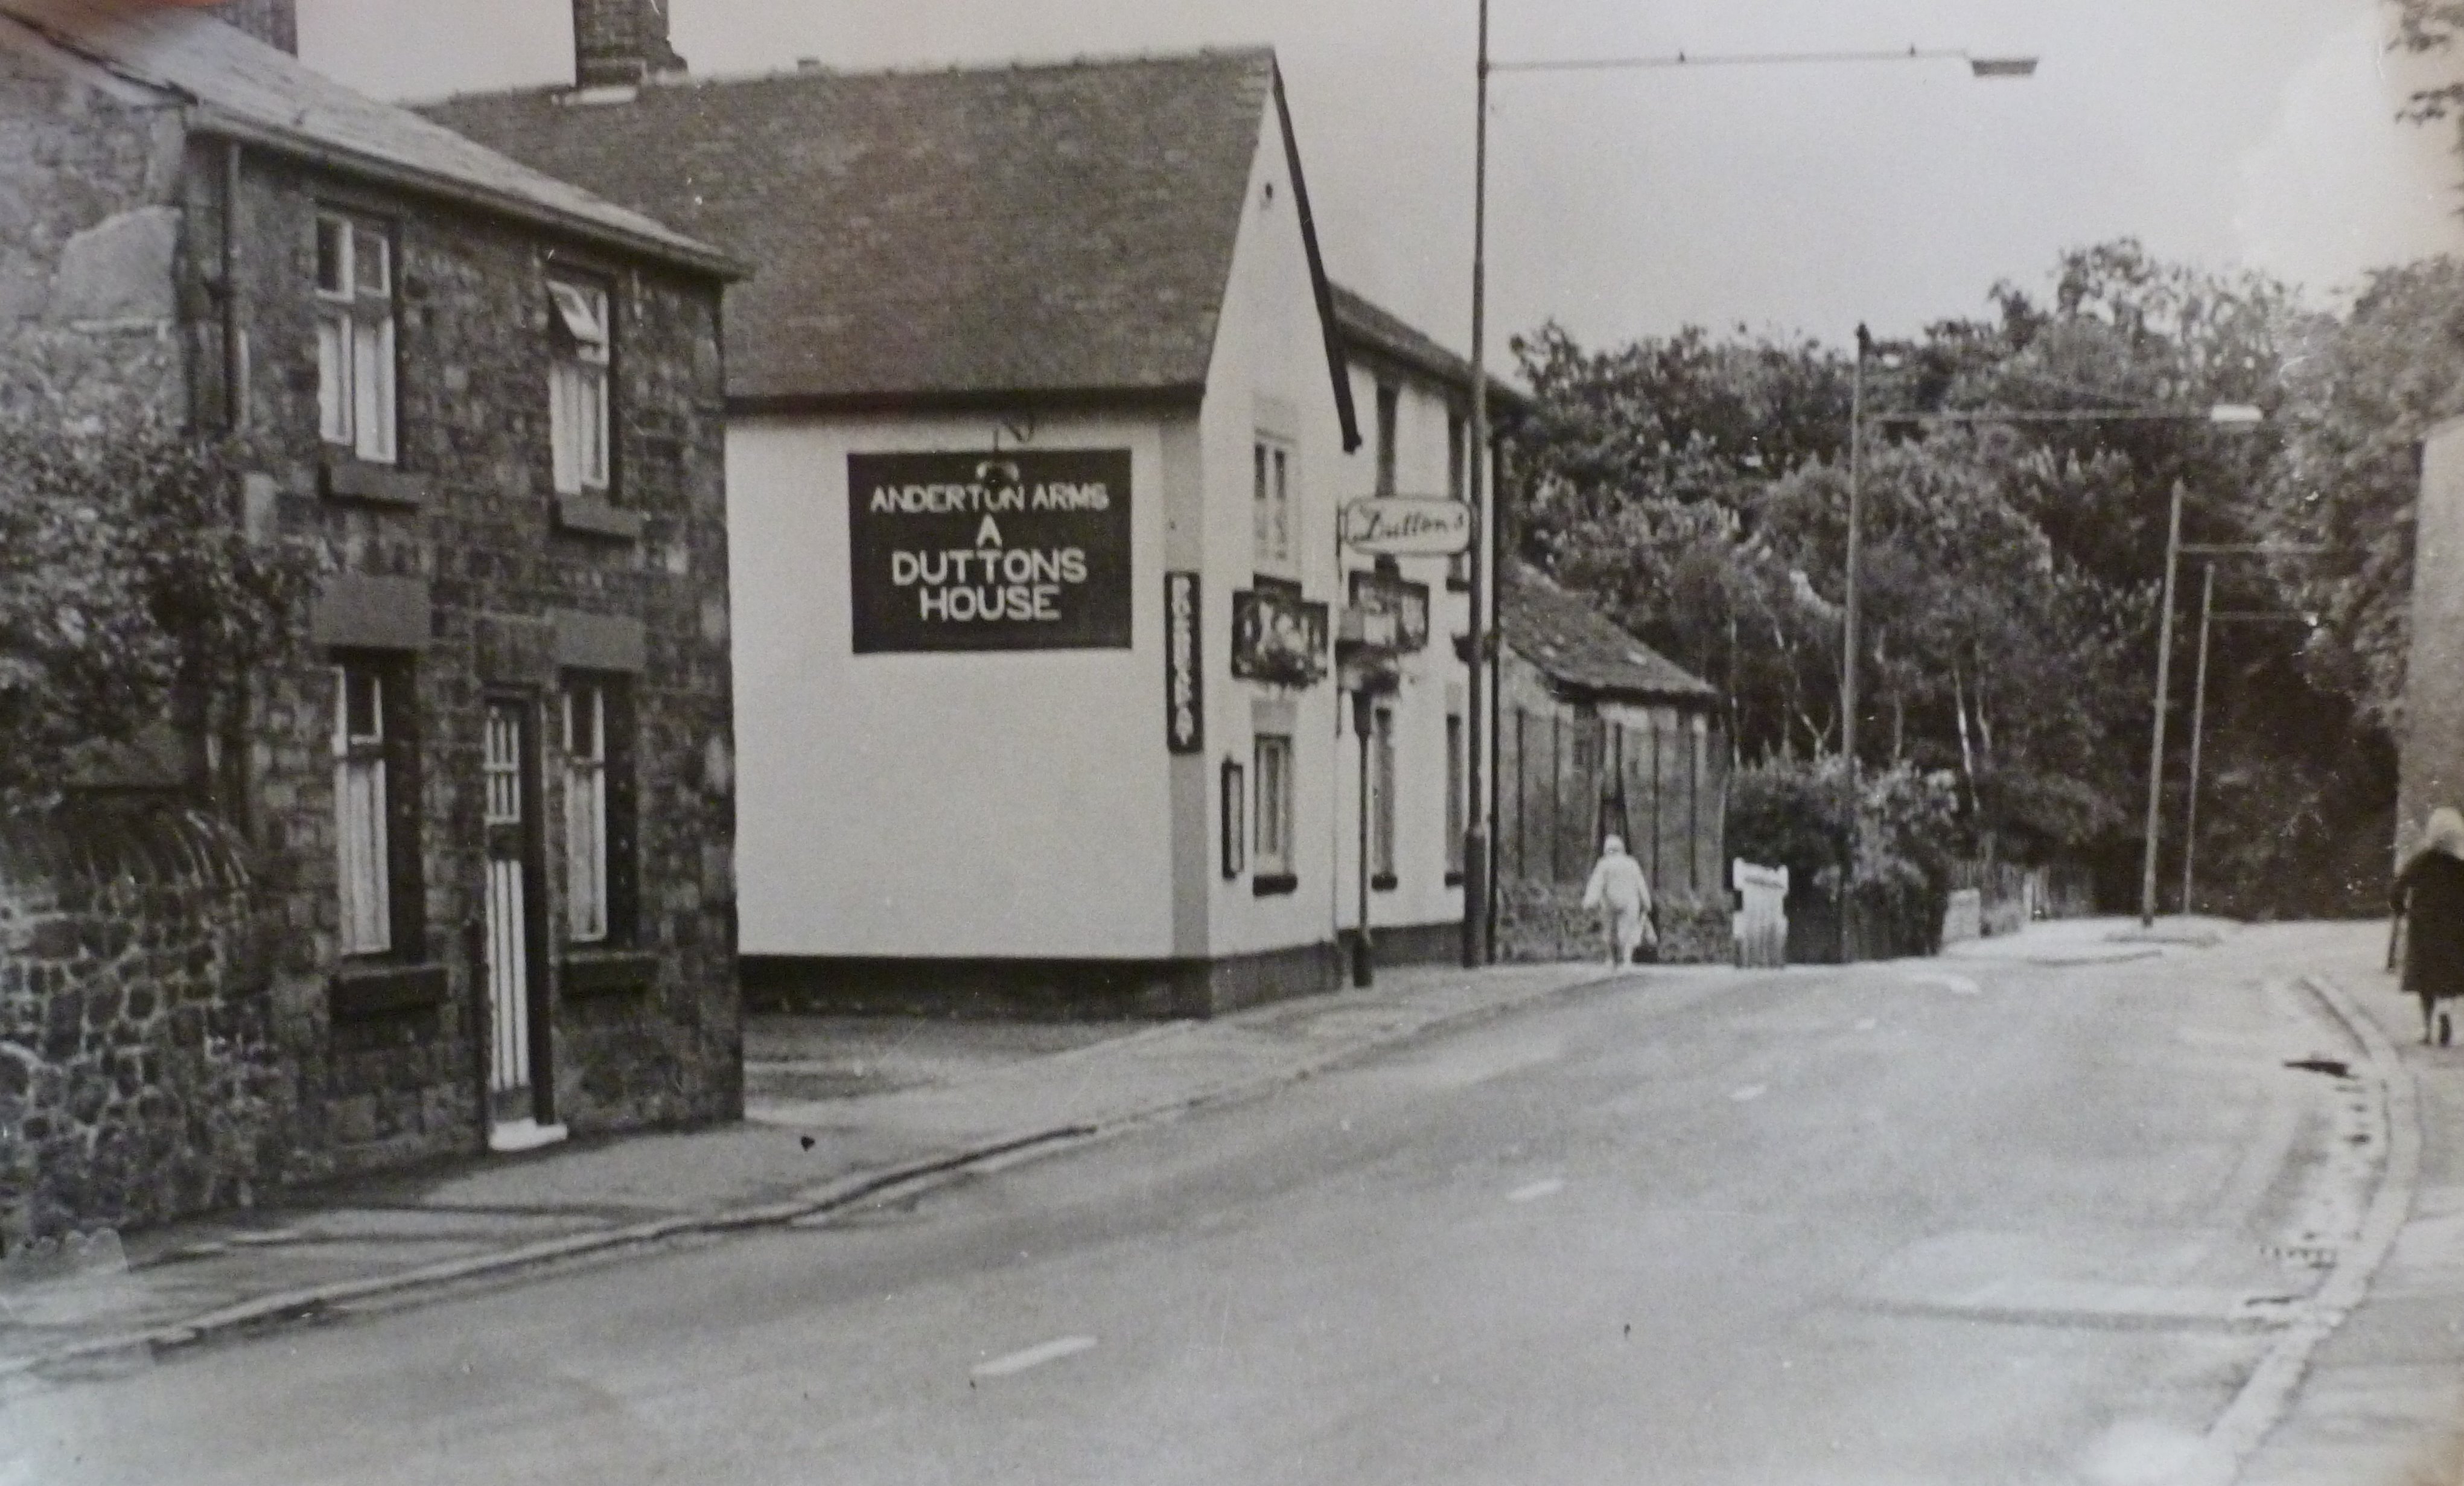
[2193,973,2420,1484]
[2,965,1652,1382]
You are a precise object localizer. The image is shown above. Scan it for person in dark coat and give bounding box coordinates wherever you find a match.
[2393,806,2464,1045]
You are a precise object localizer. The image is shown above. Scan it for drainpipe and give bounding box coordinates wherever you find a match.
[221,138,246,433]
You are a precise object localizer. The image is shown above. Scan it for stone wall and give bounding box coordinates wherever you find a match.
[209,0,298,53]
[0,44,189,433]
[0,805,295,1245]
[1496,882,1733,966]
[2402,419,2464,867]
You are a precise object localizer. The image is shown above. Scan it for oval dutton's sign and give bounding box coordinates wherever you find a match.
[1339,497,1474,557]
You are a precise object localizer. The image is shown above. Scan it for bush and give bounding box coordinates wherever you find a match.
[1728,754,1963,959]
[0,426,308,809]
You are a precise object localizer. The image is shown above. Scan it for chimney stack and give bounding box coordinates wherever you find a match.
[573,0,686,88]
[211,0,297,54]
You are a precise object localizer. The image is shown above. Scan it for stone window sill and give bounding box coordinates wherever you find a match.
[329,961,447,1021]
[554,494,643,541]
[561,946,658,998]
[322,457,427,509]
[1253,873,1299,898]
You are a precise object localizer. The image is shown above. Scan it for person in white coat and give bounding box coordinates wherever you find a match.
[1581,835,1655,966]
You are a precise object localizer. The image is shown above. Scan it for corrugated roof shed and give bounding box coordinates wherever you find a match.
[428,49,1355,430]
[0,0,736,275]
[1501,560,1717,704]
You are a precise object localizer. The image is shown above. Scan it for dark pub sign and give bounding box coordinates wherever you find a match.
[847,449,1133,652]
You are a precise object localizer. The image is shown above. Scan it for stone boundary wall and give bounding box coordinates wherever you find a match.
[1497,882,1733,966]
[0,805,296,1245]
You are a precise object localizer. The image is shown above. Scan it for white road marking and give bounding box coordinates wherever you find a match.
[1507,1178,1565,1204]
[1731,1085,1767,1102]
[1905,971,1982,995]
[971,1336,1098,1379]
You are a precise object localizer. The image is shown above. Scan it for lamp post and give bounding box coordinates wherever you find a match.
[1462,21,2036,966]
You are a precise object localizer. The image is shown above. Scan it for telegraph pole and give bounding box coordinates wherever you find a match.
[2139,480,2186,928]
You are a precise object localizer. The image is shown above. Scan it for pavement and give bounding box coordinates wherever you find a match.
[0,955,1646,1384]
[14,916,2464,1486]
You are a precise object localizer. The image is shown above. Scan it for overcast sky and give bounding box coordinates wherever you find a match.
[296,0,2464,360]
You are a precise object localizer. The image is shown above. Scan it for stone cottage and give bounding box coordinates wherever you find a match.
[1492,561,1729,961]
[0,0,743,1237]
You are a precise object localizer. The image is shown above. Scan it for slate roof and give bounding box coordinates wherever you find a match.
[0,0,737,275]
[1501,561,1718,704]
[426,50,1355,426]
[1330,283,1529,415]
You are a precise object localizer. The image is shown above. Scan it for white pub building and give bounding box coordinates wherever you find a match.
[438,25,1507,1015]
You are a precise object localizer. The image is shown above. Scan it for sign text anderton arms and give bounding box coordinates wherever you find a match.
[847,450,1133,652]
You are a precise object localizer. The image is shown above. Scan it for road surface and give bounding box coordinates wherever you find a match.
[2,931,2377,1484]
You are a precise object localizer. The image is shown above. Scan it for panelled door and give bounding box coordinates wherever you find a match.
[482,698,551,1136]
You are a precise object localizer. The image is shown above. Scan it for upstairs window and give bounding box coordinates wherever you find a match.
[314,212,396,464]
[1448,411,1471,586]
[1448,410,1468,502]
[1253,437,1294,574]
[548,279,612,496]
[1375,383,1399,495]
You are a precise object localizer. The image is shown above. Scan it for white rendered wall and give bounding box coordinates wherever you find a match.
[1194,97,1349,961]
[728,413,1175,959]
[1333,359,1473,936]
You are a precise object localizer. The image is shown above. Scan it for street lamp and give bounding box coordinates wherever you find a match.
[1462,16,2036,966]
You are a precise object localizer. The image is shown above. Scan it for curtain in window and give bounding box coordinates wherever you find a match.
[564,685,608,943]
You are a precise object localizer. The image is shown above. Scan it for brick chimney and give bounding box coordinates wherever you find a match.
[211,0,297,53]
[573,0,686,88]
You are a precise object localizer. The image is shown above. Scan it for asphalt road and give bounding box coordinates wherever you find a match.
[2,936,2374,1485]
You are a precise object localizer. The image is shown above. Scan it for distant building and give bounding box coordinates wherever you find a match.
[0,0,741,1233]
[2401,418,2464,853]
[1493,562,1729,961]
[438,16,1513,1014]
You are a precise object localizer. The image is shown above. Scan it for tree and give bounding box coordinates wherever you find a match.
[2263,257,2464,730]
[1506,239,2383,914]
[2393,1,2464,134]
[0,426,308,810]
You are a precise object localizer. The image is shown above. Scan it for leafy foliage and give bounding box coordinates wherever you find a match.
[1726,754,1963,954]
[0,426,309,809]
[2263,258,2464,730]
[1509,238,2396,916]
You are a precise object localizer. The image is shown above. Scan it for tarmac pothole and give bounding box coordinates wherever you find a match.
[2282,1057,2352,1079]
